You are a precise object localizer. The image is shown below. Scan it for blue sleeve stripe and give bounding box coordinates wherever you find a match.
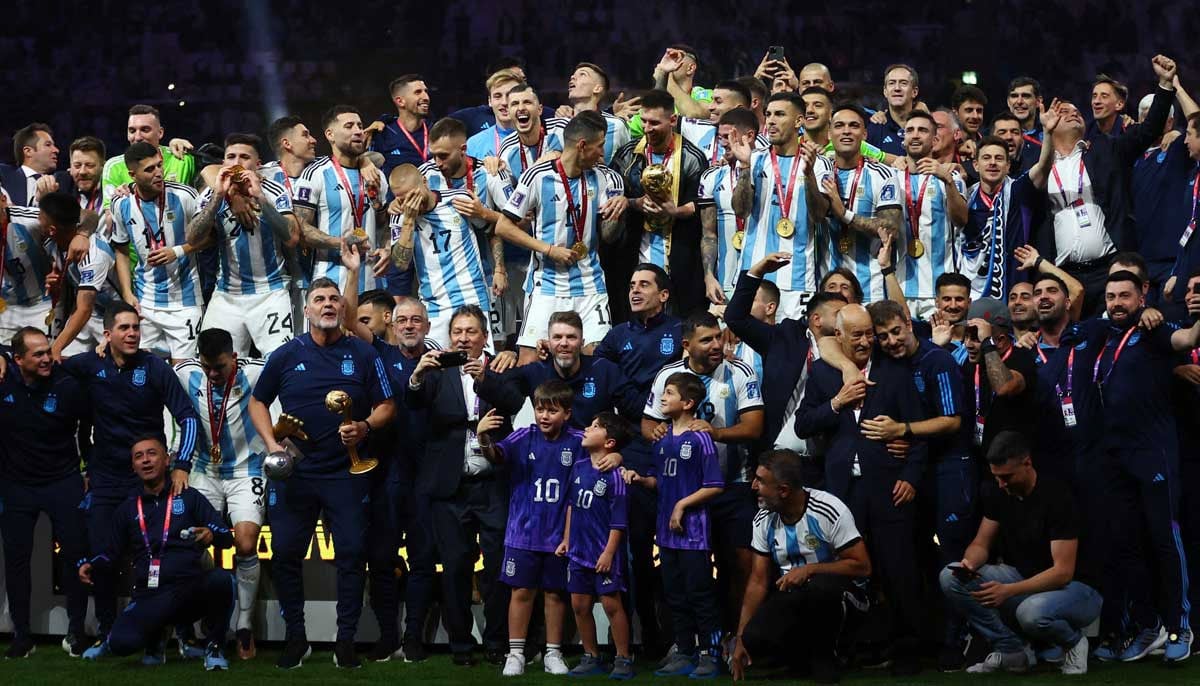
[938,371,955,415]
[177,416,198,462]
[374,358,394,398]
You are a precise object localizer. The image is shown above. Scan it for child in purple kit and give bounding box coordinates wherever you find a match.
[624,372,725,679]
[558,411,635,679]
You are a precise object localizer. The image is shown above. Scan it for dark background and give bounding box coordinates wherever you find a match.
[2,0,1195,163]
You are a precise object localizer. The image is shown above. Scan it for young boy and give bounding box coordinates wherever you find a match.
[625,373,725,678]
[478,379,579,677]
[558,412,635,679]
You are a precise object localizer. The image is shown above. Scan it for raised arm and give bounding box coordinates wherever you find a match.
[1027,101,1061,189]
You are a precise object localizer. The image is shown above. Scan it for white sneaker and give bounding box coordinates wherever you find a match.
[543,649,569,675]
[1062,636,1088,675]
[966,650,1031,673]
[503,653,526,676]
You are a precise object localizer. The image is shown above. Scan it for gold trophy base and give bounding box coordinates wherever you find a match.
[349,456,379,474]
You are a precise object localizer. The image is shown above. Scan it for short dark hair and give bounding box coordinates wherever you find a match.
[976,135,1009,158]
[13,123,52,165]
[591,411,633,451]
[1106,269,1144,291]
[39,192,81,230]
[1110,251,1148,280]
[936,272,972,294]
[533,378,574,412]
[360,289,394,311]
[867,299,908,327]
[735,76,768,108]
[987,430,1031,466]
[717,107,759,133]
[713,79,752,107]
[123,141,160,171]
[10,326,46,355]
[1007,76,1041,98]
[575,62,610,93]
[952,85,988,109]
[322,104,361,130]
[128,104,161,120]
[1093,74,1129,102]
[805,291,848,318]
[104,301,139,331]
[632,263,672,294]
[989,112,1023,130]
[1034,272,1070,294]
[819,268,864,302]
[682,311,721,339]
[759,449,807,490]
[905,110,936,130]
[130,433,169,456]
[197,328,234,359]
[506,82,537,100]
[548,310,584,333]
[223,133,263,159]
[308,277,339,296]
[669,43,700,67]
[664,371,706,409]
[767,92,805,113]
[757,279,780,307]
[800,86,834,104]
[1189,112,1200,134]
[450,303,488,332]
[882,63,919,88]
[639,89,675,114]
[69,135,106,160]
[267,115,305,156]
[831,102,869,125]
[429,117,468,143]
[389,74,425,99]
[562,110,607,146]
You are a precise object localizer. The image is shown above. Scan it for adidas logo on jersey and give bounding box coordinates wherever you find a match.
[621,341,633,352]
[294,363,307,372]
[95,370,107,379]
[1,394,13,404]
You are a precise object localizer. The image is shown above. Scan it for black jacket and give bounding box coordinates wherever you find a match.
[0,164,74,206]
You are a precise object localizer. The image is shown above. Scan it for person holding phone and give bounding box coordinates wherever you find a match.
[959,297,1038,456]
[940,431,1100,675]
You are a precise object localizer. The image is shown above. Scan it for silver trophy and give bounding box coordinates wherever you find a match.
[264,414,309,480]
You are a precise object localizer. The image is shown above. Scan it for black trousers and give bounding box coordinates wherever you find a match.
[741,575,863,670]
[1061,255,1114,320]
[659,547,721,653]
[108,570,234,655]
[429,475,509,654]
[845,472,921,644]
[625,483,665,652]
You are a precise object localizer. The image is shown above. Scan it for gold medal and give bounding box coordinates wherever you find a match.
[352,226,367,240]
[907,238,925,259]
[776,217,795,238]
[731,231,745,251]
[0,297,7,314]
[571,241,588,260]
[210,444,223,465]
[838,234,852,254]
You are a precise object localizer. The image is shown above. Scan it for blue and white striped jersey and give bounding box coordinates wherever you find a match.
[751,488,862,573]
[644,358,764,483]
[822,160,901,302]
[500,160,624,297]
[599,111,632,165]
[174,358,276,479]
[390,188,491,318]
[497,119,568,180]
[696,163,743,293]
[682,117,769,165]
[199,177,294,295]
[894,169,965,300]
[259,161,313,290]
[2,206,55,308]
[741,149,832,293]
[69,233,120,316]
[293,156,383,293]
[110,182,202,308]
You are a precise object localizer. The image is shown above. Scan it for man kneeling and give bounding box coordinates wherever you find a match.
[79,436,235,671]
[731,449,872,684]
[940,431,1100,675]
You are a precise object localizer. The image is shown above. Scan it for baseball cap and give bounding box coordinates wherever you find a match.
[967,297,1012,332]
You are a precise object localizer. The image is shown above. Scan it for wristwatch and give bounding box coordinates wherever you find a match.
[903,422,913,439]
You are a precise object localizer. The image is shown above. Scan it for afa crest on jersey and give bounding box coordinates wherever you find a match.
[341,357,356,376]
[275,194,290,211]
[43,394,57,413]
[880,184,897,202]
[560,449,574,466]
[172,499,185,515]
[680,442,693,460]
[505,559,517,577]
[132,368,147,386]
[582,380,597,399]
[660,337,675,355]
[594,478,607,496]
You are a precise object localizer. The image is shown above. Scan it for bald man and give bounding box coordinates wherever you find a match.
[794,302,928,675]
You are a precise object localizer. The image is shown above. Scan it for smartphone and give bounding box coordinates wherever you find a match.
[767,45,786,65]
[949,562,980,582]
[438,350,469,368]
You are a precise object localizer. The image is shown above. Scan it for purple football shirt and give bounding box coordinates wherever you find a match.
[566,458,628,567]
[652,429,723,550]
[496,425,585,552]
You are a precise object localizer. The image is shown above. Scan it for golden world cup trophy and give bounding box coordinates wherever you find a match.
[325,390,378,474]
[226,165,253,195]
[640,163,675,232]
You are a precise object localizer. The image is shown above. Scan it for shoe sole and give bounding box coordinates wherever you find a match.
[62,638,83,658]
[205,662,229,671]
[609,672,635,680]
[333,654,363,669]
[1122,638,1168,662]
[278,645,312,670]
[5,645,35,659]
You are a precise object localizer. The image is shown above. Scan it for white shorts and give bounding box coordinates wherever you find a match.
[202,289,295,357]
[426,302,496,352]
[189,472,266,526]
[494,259,528,345]
[60,315,106,357]
[776,290,813,321]
[518,292,611,348]
[0,302,50,346]
[140,303,203,359]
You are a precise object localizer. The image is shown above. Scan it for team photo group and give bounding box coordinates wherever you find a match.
[3,36,1200,684]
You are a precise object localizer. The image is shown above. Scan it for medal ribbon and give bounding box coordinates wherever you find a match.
[518,126,546,173]
[904,170,931,244]
[134,189,167,250]
[397,120,429,162]
[207,371,236,460]
[555,160,588,245]
[330,157,366,229]
[770,149,800,227]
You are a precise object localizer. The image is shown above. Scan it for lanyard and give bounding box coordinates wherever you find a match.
[82,188,101,212]
[974,347,1013,416]
[710,132,722,166]
[904,170,931,242]
[1182,170,1200,247]
[134,190,167,250]
[396,120,429,162]
[1057,345,1075,398]
[555,160,588,245]
[493,128,502,157]
[834,158,864,209]
[463,156,476,195]
[0,207,9,296]
[137,493,174,561]
[1092,325,1137,386]
[770,150,800,222]
[282,174,294,199]
[1050,157,1085,208]
[519,127,546,172]
[330,157,366,228]
[730,162,745,233]
[207,372,236,456]
[644,136,675,169]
